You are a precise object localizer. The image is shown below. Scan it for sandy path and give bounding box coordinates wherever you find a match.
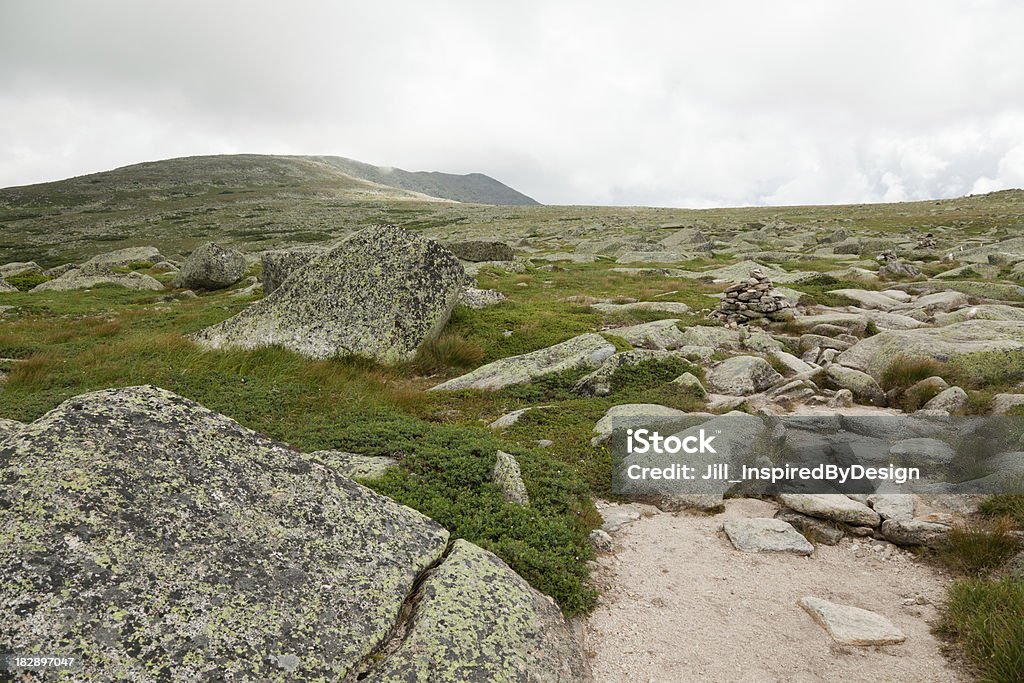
[585,499,967,683]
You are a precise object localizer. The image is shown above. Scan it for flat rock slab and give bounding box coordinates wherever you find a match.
[779,493,881,527]
[723,518,813,555]
[432,333,615,391]
[799,596,906,646]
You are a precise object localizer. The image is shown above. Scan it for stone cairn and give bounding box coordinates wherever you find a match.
[710,268,794,326]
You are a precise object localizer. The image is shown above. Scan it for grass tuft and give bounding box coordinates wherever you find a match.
[941,578,1024,683]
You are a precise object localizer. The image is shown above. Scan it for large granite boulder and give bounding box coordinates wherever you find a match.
[361,540,588,682]
[194,225,465,363]
[175,242,246,290]
[261,245,324,294]
[31,269,165,292]
[0,386,587,681]
[705,356,782,395]
[0,261,42,278]
[0,386,448,680]
[836,321,1024,379]
[431,333,616,391]
[0,417,25,442]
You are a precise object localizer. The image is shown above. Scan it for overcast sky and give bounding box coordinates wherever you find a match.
[2,1,1023,207]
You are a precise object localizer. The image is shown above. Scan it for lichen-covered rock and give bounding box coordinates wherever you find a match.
[572,349,675,396]
[723,518,813,555]
[31,269,165,292]
[608,319,687,350]
[0,276,16,293]
[307,449,399,480]
[175,242,246,290]
[880,518,951,547]
[431,333,616,391]
[459,287,506,309]
[81,246,163,269]
[194,225,465,363]
[0,261,41,277]
[825,365,885,406]
[778,493,881,527]
[836,321,1024,379]
[42,263,77,278]
[446,240,515,262]
[0,417,25,442]
[260,245,323,294]
[705,356,782,395]
[493,450,529,506]
[361,540,588,682]
[0,385,450,681]
[591,301,691,316]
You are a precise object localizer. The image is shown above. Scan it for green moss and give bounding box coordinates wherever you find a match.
[3,271,50,291]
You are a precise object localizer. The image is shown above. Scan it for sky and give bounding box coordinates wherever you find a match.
[2,0,1023,207]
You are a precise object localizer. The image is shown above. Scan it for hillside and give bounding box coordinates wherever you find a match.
[307,155,540,205]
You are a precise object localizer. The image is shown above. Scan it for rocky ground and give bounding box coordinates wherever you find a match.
[3,186,1024,680]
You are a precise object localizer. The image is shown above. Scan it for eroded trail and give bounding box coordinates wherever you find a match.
[585,499,966,683]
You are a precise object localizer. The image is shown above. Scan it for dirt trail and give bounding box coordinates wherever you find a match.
[585,498,967,683]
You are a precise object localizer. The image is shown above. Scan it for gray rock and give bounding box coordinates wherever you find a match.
[778,493,881,527]
[992,393,1024,415]
[774,508,845,545]
[880,518,951,547]
[591,301,691,316]
[671,372,706,396]
[489,407,541,429]
[878,261,921,279]
[706,356,783,396]
[493,451,530,506]
[825,365,885,406]
[175,242,246,290]
[0,385,450,681]
[799,597,906,646]
[32,269,165,292]
[590,404,700,446]
[608,319,686,350]
[589,529,614,553]
[432,333,615,391]
[771,350,815,375]
[307,450,398,480]
[723,518,814,555]
[446,240,515,262]
[0,261,41,277]
[460,287,506,309]
[828,389,854,408]
[195,225,465,364]
[867,493,914,521]
[889,437,956,464]
[599,504,645,532]
[41,263,77,278]
[837,321,1024,379]
[573,349,675,396]
[0,417,25,443]
[361,540,588,682]
[260,246,321,294]
[82,246,163,269]
[0,277,16,293]
[828,289,904,310]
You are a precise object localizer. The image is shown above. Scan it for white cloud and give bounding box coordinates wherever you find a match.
[0,0,1022,206]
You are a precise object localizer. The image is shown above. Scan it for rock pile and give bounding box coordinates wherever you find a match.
[710,268,795,325]
[917,233,936,248]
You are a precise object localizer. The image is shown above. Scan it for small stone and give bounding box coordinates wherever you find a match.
[589,529,614,553]
[723,518,813,555]
[493,451,529,506]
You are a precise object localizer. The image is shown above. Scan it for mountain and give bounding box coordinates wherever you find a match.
[306,156,539,206]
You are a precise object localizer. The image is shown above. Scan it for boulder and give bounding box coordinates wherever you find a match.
[866,493,914,522]
[360,540,588,682]
[878,261,921,280]
[836,321,1024,379]
[0,386,450,681]
[774,508,845,545]
[175,242,246,290]
[493,451,529,506]
[432,333,615,391]
[307,450,399,480]
[194,225,465,364]
[608,319,686,350]
[81,246,163,269]
[778,493,881,527]
[706,356,783,396]
[42,263,77,278]
[460,287,506,309]
[723,518,813,555]
[889,437,956,464]
[825,365,885,406]
[671,372,707,397]
[935,304,1024,325]
[446,240,515,262]
[991,393,1024,415]
[880,518,951,547]
[591,301,691,316]
[260,246,322,294]
[0,277,16,293]
[799,597,906,646]
[0,261,41,277]
[590,404,700,446]
[0,417,25,442]
[573,349,675,396]
[31,269,164,292]
[828,289,904,310]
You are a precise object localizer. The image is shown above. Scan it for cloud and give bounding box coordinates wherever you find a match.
[1,0,1022,207]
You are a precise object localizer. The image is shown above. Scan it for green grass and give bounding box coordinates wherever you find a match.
[3,271,50,291]
[880,355,949,392]
[938,520,1020,577]
[941,578,1024,683]
[981,495,1024,528]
